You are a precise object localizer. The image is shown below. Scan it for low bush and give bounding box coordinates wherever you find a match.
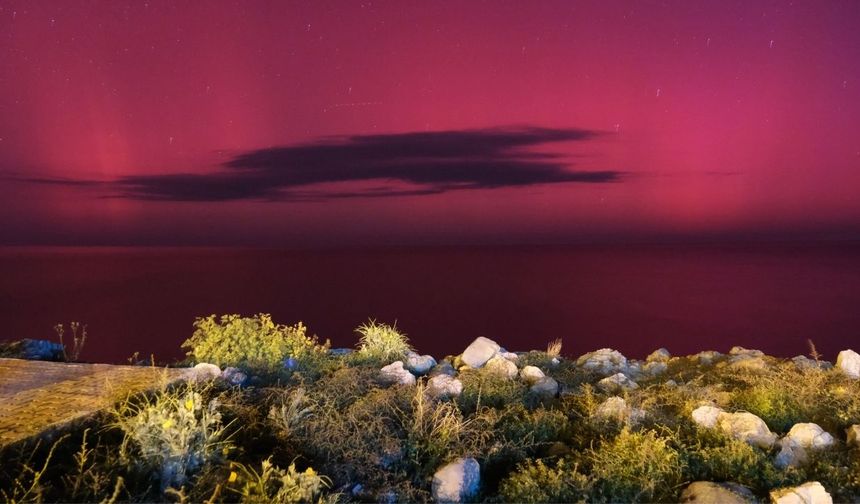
[182,314,330,377]
[588,428,683,503]
[499,458,590,503]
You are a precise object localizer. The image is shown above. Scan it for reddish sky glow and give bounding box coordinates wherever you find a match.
[1,0,859,245]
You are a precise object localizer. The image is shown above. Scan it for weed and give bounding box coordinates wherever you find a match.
[354,320,414,364]
[546,338,563,358]
[111,382,234,491]
[226,458,332,504]
[1,435,67,504]
[53,321,87,362]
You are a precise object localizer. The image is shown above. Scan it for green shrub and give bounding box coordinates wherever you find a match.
[730,384,803,433]
[684,432,787,494]
[354,320,413,363]
[499,458,590,503]
[227,457,332,504]
[111,383,233,491]
[588,428,683,503]
[182,314,329,376]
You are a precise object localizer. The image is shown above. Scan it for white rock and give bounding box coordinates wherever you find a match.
[379,361,416,386]
[644,361,668,376]
[680,481,755,503]
[461,337,501,368]
[770,482,832,504]
[405,352,437,376]
[836,349,860,379]
[427,374,463,400]
[530,376,559,398]
[594,396,645,424]
[846,425,860,447]
[784,423,835,449]
[717,411,777,449]
[519,365,546,384]
[693,350,723,365]
[576,348,628,375]
[550,357,561,366]
[500,351,519,362]
[692,405,724,429]
[647,348,671,363]
[431,457,480,503]
[597,372,638,393]
[186,362,222,382]
[726,353,768,372]
[484,354,518,379]
[729,346,763,357]
[775,441,808,469]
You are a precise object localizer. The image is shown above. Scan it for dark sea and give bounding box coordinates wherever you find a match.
[1,244,858,364]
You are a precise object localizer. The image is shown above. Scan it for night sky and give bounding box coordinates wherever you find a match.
[2,1,859,246]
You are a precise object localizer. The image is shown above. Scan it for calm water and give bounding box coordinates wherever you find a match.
[0,244,858,364]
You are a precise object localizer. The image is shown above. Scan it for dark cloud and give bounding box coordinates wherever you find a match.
[13,126,624,201]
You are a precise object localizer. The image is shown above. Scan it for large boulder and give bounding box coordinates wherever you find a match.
[427,374,463,400]
[597,372,639,393]
[770,482,832,504]
[405,352,437,376]
[519,365,546,384]
[576,348,628,375]
[379,361,416,386]
[836,350,860,379]
[431,457,480,503]
[791,355,832,371]
[530,376,559,399]
[461,337,501,368]
[594,396,645,424]
[484,354,518,379]
[680,481,755,503]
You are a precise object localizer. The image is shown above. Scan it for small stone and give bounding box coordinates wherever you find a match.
[576,348,628,375]
[717,411,777,449]
[680,481,756,503]
[461,337,501,368]
[500,351,519,362]
[646,348,671,362]
[791,355,832,371]
[431,458,480,503]
[430,361,457,377]
[427,374,463,400]
[836,349,860,379]
[594,396,645,424]
[379,361,416,386]
[846,425,860,447]
[221,367,247,386]
[530,376,559,398]
[519,365,546,384]
[692,405,723,429]
[644,361,668,376]
[405,352,437,376]
[186,362,222,382]
[770,482,832,504]
[726,354,768,372]
[783,423,835,449]
[730,346,764,357]
[484,354,518,379]
[692,350,723,365]
[597,372,638,393]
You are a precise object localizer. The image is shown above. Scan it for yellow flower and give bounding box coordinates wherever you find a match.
[304,467,316,476]
[185,398,195,411]
[228,471,238,483]
[162,419,174,429]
